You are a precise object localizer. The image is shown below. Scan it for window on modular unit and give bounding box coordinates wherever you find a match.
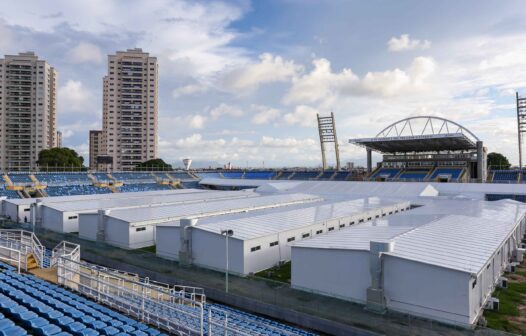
[359,219,364,223]
[68,216,78,220]
[270,241,279,247]
[472,278,477,289]
[24,209,30,212]
[287,237,295,242]
[316,230,323,235]
[250,246,261,252]
[339,224,345,228]
[367,217,371,221]
[389,212,393,215]
[136,227,146,232]
[350,221,355,225]
[328,227,334,232]
[302,233,310,238]
[375,215,379,218]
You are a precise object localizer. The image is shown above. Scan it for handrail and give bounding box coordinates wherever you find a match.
[0,229,44,268]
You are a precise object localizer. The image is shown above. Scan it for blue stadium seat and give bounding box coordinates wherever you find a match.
[492,170,519,183]
[117,183,173,193]
[289,171,319,180]
[244,171,276,180]
[429,168,463,181]
[370,168,401,179]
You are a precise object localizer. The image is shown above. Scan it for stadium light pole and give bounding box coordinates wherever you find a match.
[221,229,234,293]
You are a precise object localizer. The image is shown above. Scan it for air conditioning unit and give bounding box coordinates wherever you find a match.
[506,263,516,273]
[516,248,526,262]
[278,260,287,266]
[486,297,500,311]
[498,277,508,289]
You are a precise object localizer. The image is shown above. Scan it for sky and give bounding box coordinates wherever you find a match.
[1,0,526,168]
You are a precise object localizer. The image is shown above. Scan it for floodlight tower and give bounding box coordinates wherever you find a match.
[517,92,526,169]
[317,112,341,171]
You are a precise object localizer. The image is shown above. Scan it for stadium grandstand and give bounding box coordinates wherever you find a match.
[349,116,488,183]
[0,229,317,335]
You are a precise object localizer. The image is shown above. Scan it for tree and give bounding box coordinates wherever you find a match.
[135,159,172,171]
[37,148,85,171]
[487,152,511,169]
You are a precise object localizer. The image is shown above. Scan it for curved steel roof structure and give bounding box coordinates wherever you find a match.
[349,116,480,153]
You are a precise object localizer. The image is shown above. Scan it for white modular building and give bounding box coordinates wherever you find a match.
[79,193,322,249]
[39,189,255,233]
[2,189,200,223]
[156,197,411,275]
[291,198,526,328]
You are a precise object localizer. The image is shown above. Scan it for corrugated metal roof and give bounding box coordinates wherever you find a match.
[5,188,203,205]
[46,189,254,212]
[194,197,409,240]
[292,226,414,250]
[106,193,322,224]
[386,213,522,275]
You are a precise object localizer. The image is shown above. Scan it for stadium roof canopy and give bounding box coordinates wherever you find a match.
[349,116,479,153]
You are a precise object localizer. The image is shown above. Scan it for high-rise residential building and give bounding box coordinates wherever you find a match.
[100,48,158,171]
[55,130,62,148]
[0,52,58,171]
[89,130,102,171]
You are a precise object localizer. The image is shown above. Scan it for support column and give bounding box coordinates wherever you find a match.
[366,148,372,174]
[366,241,395,313]
[477,141,486,182]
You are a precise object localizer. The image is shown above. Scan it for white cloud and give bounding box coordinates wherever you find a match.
[189,114,207,129]
[284,57,436,105]
[283,58,359,106]
[388,34,431,52]
[220,53,302,93]
[283,105,319,127]
[210,103,244,119]
[172,84,208,99]
[251,105,280,125]
[58,80,93,112]
[67,42,103,64]
[261,136,316,148]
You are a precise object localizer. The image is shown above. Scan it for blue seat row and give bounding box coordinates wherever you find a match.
[117,183,173,193]
[0,269,164,336]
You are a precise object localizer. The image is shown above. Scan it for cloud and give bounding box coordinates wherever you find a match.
[283,58,359,105]
[67,42,103,64]
[210,103,244,119]
[284,57,436,105]
[189,114,207,129]
[251,105,280,125]
[388,34,431,52]
[283,105,319,127]
[261,136,316,148]
[58,80,93,112]
[220,53,302,93]
[172,84,208,99]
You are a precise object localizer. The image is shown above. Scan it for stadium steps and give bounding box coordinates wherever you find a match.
[25,255,38,271]
[2,175,13,187]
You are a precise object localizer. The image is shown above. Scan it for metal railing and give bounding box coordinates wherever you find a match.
[56,257,252,336]
[0,229,44,268]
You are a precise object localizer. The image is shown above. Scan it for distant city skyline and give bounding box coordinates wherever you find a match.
[0,1,525,167]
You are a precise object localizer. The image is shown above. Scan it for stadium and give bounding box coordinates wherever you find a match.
[1,2,526,334]
[0,115,524,336]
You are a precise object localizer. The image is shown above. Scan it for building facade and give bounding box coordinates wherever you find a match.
[0,52,58,171]
[101,48,158,171]
[89,130,102,170]
[55,130,62,148]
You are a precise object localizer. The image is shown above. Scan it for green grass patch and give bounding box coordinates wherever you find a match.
[255,262,291,283]
[139,245,156,253]
[484,279,526,333]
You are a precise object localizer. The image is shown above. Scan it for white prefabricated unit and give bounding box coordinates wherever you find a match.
[290,199,526,328]
[156,197,411,275]
[3,189,198,224]
[79,193,322,249]
[39,189,256,233]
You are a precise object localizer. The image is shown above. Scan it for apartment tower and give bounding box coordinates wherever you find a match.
[89,130,102,170]
[0,52,58,171]
[100,48,158,171]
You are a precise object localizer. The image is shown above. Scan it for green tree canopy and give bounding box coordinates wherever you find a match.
[487,152,511,169]
[135,158,173,171]
[37,148,85,171]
